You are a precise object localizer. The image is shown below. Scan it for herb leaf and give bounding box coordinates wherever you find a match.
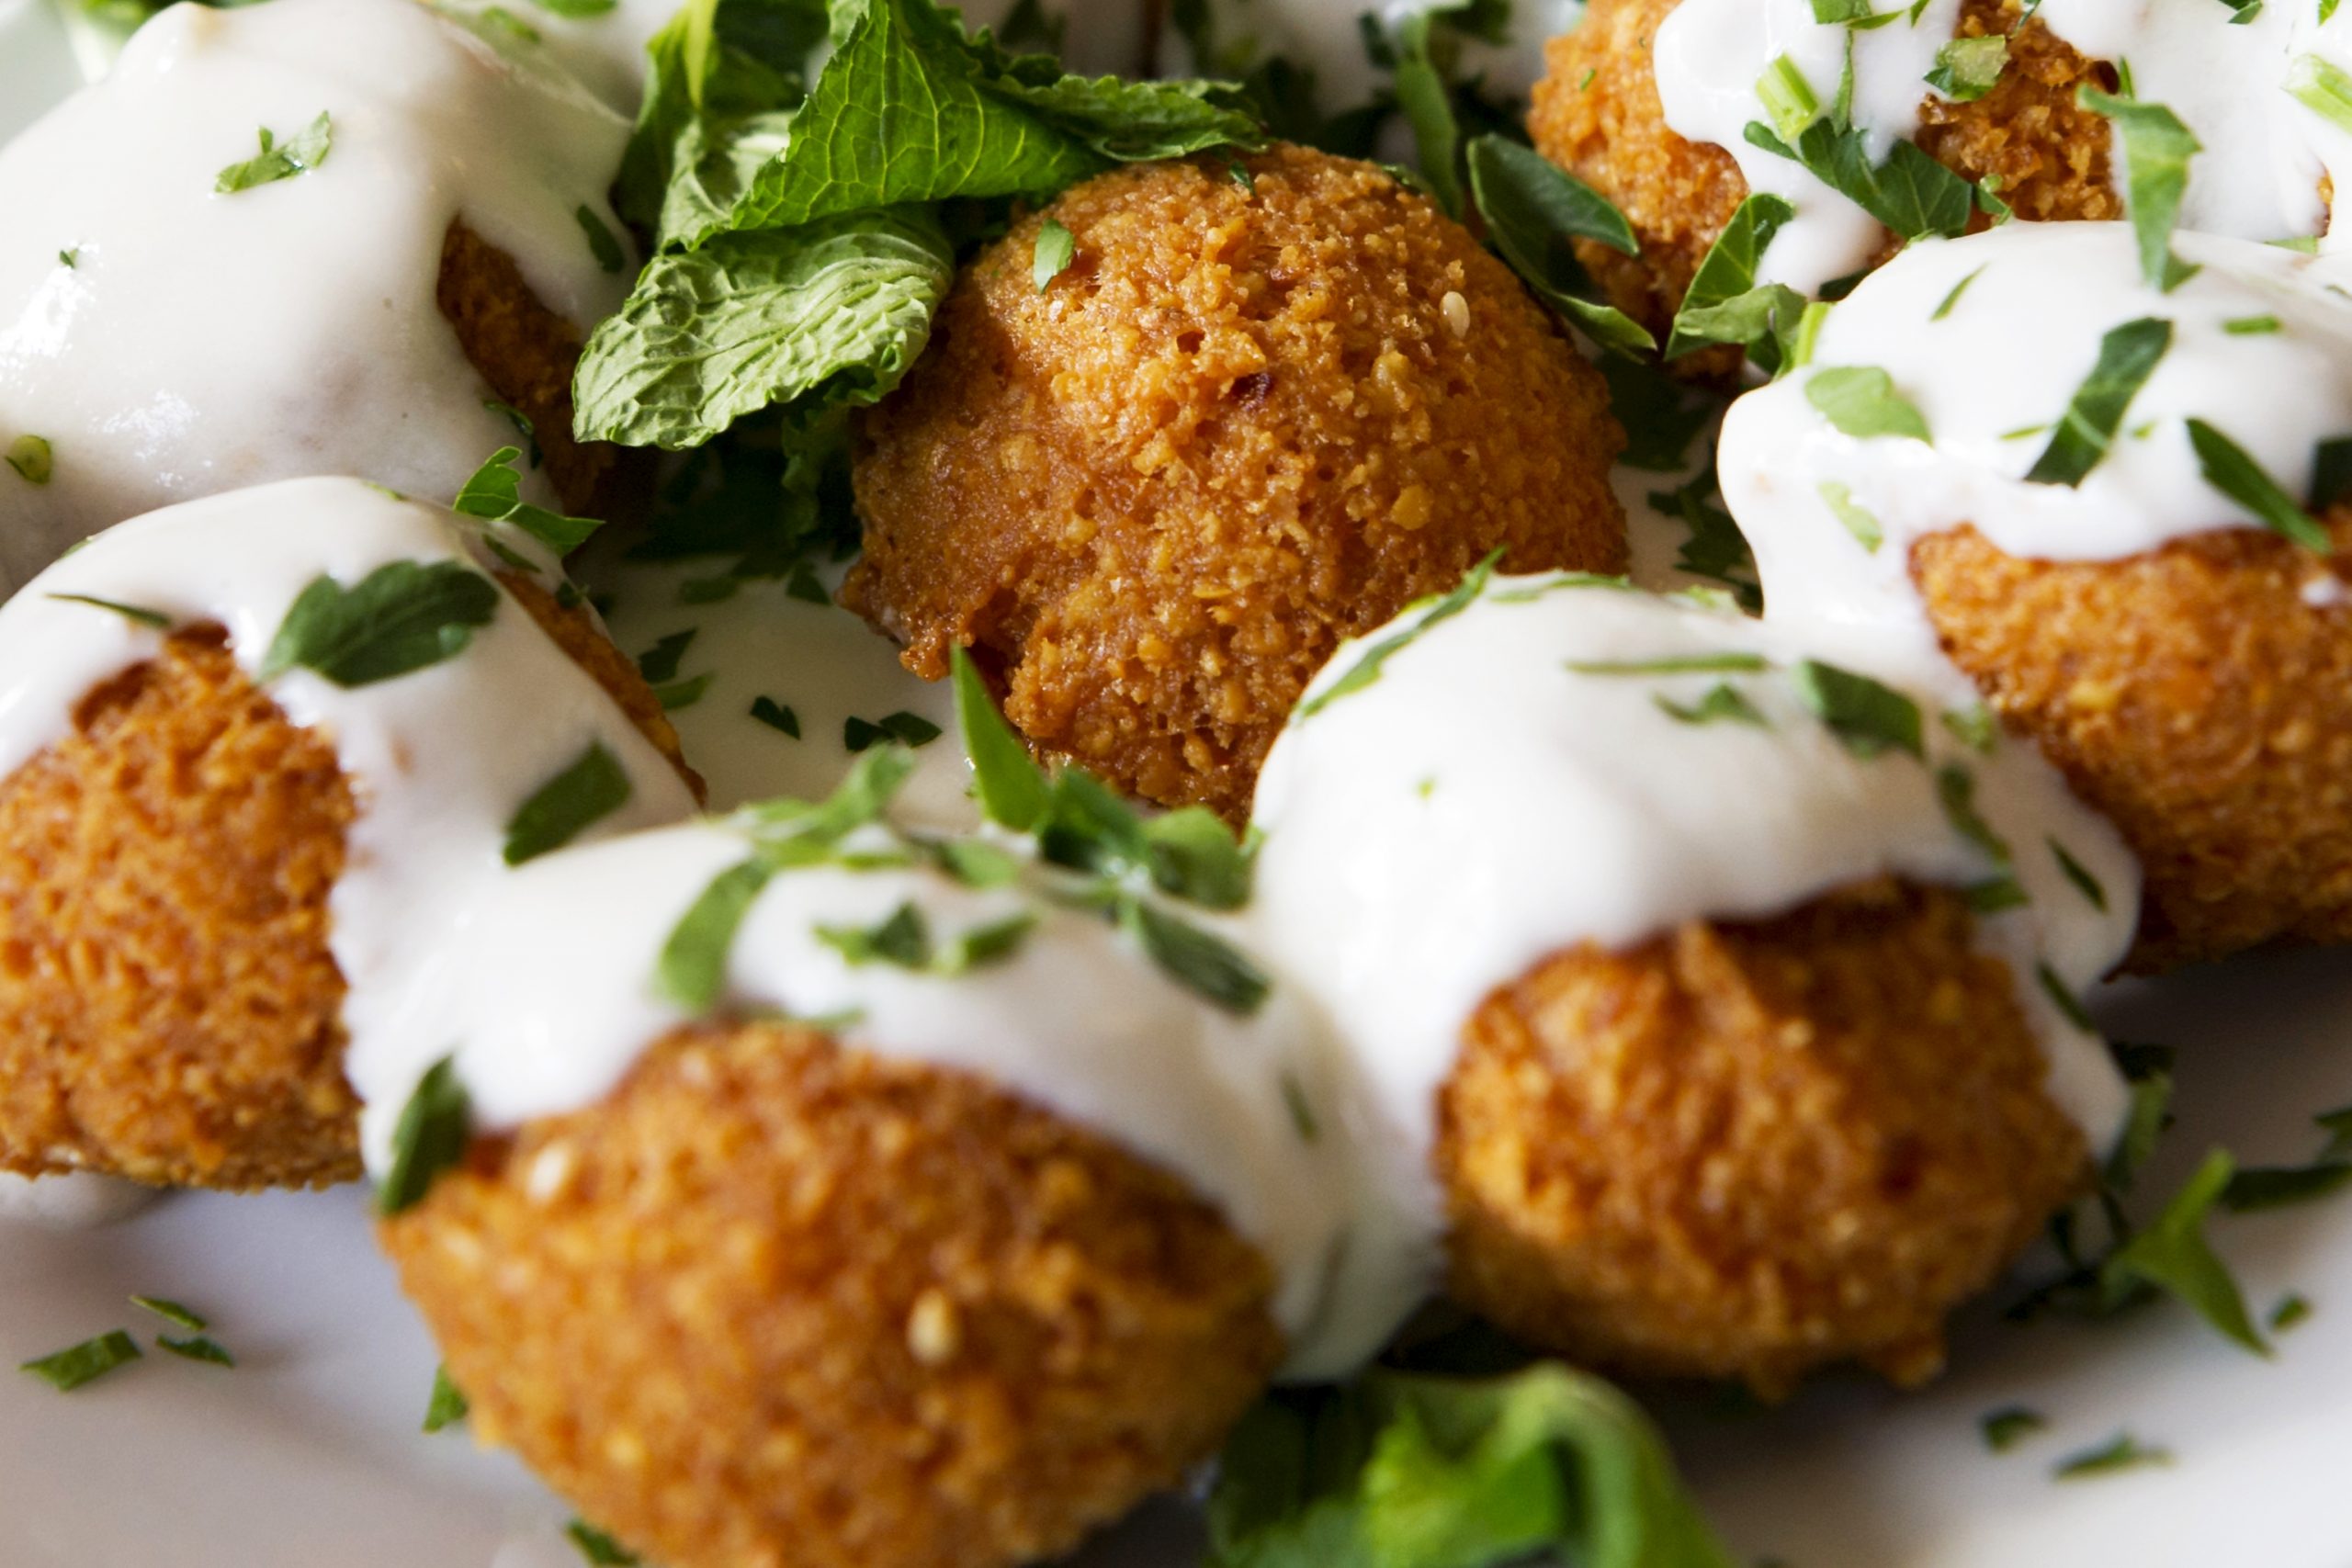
[18,1331,141,1392]
[843,711,944,751]
[2054,1432,2172,1480]
[565,1520,641,1565]
[453,446,604,557]
[376,1056,472,1218]
[953,645,1053,831]
[1927,34,2008,100]
[575,205,628,275]
[257,561,501,688]
[158,1335,234,1367]
[1791,660,1924,759]
[424,1364,469,1433]
[503,743,634,866]
[48,593,172,629]
[129,1296,207,1332]
[2025,318,2172,487]
[6,433,52,484]
[1657,683,1769,728]
[1817,479,1883,551]
[2185,419,2334,552]
[658,859,774,1010]
[1033,217,1076,291]
[1804,366,1931,442]
[2222,1161,2352,1211]
[1982,1405,2046,1451]
[1466,136,1655,355]
[1299,554,1498,718]
[1668,194,1799,367]
[215,112,332,195]
[750,695,801,738]
[2101,1148,2267,1354]
[1121,897,1270,1015]
[1744,118,1973,243]
[2076,89,2199,291]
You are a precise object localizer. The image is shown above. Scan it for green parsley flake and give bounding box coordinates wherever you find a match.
[565,1520,641,1565]
[575,206,627,275]
[635,629,695,683]
[1963,877,2030,913]
[1804,366,1931,442]
[453,446,603,557]
[654,673,714,712]
[1667,193,1805,369]
[6,434,52,485]
[1927,34,2008,100]
[2050,838,2108,909]
[503,742,633,866]
[1033,218,1076,292]
[376,1056,471,1218]
[2105,1147,2267,1354]
[953,647,1053,830]
[1757,54,1822,142]
[258,561,500,688]
[844,711,943,751]
[2288,51,2352,138]
[1942,704,1998,754]
[2025,317,2172,487]
[215,112,333,195]
[1299,553,1499,718]
[2076,89,2200,291]
[158,1335,234,1368]
[19,1331,142,1391]
[130,1295,207,1332]
[1121,897,1271,1015]
[2053,1432,2172,1480]
[58,247,77,269]
[1281,1073,1321,1142]
[1567,652,1771,677]
[2222,1160,2352,1211]
[1657,683,1770,728]
[750,696,801,738]
[2036,963,2097,1032]
[424,1364,469,1432]
[2271,1293,2313,1332]
[47,593,171,629]
[1930,263,1988,321]
[2224,314,2282,335]
[1981,1405,2046,1451]
[1936,764,2012,864]
[2185,418,2334,551]
[1817,479,1883,551]
[1791,659,1923,759]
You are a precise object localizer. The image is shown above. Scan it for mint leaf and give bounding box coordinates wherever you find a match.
[215,112,332,194]
[2076,89,2200,291]
[575,209,954,450]
[257,561,500,688]
[377,1057,471,1217]
[503,742,634,865]
[2025,317,2171,487]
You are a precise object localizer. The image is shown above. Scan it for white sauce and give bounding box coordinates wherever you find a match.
[0,1170,159,1229]
[1720,222,2352,674]
[0,476,701,1175]
[0,0,633,595]
[394,814,1399,1378]
[1175,0,1582,110]
[1249,578,2137,1296]
[1649,0,2352,291]
[436,0,686,109]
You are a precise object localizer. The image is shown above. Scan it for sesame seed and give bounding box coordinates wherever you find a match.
[1441,290,1471,339]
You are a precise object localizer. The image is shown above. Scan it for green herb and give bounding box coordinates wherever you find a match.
[635,629,695,683]
[2319,1104,2352,1160]
[47,593,171,629]
[2051,838,2108,909]
[1121,897,1270,1015]
[1206,1363,1735,1568]
[1927,34,2007,99]
[2222,1161,2352,1211]
[953,647,1052,830]
[1568,652,1771,677]
[503,743,633,866]
[1964,877,2030,913]
[1743,118,1974,243]
[452,446,604,557]
[2024,317,2172,486]
[937,911,1036,974]
[1032,217,1076,291]
[1977,171,2015,222]
[565,1520,640,1565]
[2053,1432,2171,1480]
[215,112,333,194]
[19,1331,141,1392]
[424,1364,469,1432]
[526,0,616,16]
[1299,554,1498,718]
[2103,1148,2267,1353]
[257,561,500,688]
[654,673,714,711]
[1281,1074,1321,1142]
[2105,1043,2176,1191]
[58,248,76,268]
[1817,479,1883,551]
[1599,355,1718,470]
[659,860,775,1010]
[376,1056,471,1218]
[1651,464,1764,612]
[129,1296,207,1332]
[6,433,51,484]
[2288,52,2352,137]
[929,837,1020,888]
[1791,660,1923,759]
[1943,703,1998,753]
[1804,366,1931,442]
[1757,53,1822,141]
[1937,764,2012,863]
[576,206,627,276]
[750,695,801,738]
[2076,89,2199,290]
[1657,683,1770,728]
[1931,263,1988,321]
[1667,194,1805,369]
[2186,418,2334,551]
[1464,136,1655,355]
[157,1335,234,1367]
[843,711,944,751]
[2224,314,2282,334]
[1392,11,1468,218]
[2036,963,2096,1032]
[1981,1406,2047,1451]
[818,901,934,968]
[2271,1293,2313,1331]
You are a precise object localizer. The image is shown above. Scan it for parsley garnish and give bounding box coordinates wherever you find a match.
[1298,553,1498,718]
[257,561,500,688]
[6,433,51,484]
[424,1364,469,1432]
[2271,1293,2313,1331]
[1791,660,1923,759]
[1568,652,1770,677]
[1927,34,2007,100]
[844,711,943,751]
[2076,89,2199,291]
[157,1335,234,1367]
[1930,263,1987,321]
[47,593,171,629]
[1981,1406,2046,1451]
[2050,839,2108,909]
[1466,136,1655,355]
[1120,897,1271,1014]
[1742,117,1973,244]
[750,695,801,738]
[503,742,633,866]
[2053,1432,2171,1480]
[376,1056,471,1217]
[653,673,713,711]
[1942,704,1998,753]
[575,206,627,275]
[1657,683,1769,728]
[130,1296,207,1332]
[565,1520,640,1565]
[2024,317,2171,487]
[1817,479,1882,551]
[2105,1148,2267,1353]
[2185,419,2333,551]
[19,1331,141,1392]
[2288,52,2352,138]
[1804,366,1931,442]
[636,629,696,683]
[1668,195,1806,370]
[215,112,333,195]
[1033,218,1076,291]
[454,446,604,557]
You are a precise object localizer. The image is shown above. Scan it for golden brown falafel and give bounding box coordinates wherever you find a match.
[0,575,694,1191]
[844,144,1628,822]
[1529,0,2119,344]
[380,1021,1283,1568]
[440,221,640,521]
[1915,514,2352,973]
[1438,878,2088,1395]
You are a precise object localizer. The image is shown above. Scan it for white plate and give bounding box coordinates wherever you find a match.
[7,8,2352,1564]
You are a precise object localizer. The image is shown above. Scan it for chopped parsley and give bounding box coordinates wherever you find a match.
[2050,839,2108,909]
[57,247,76,269]
[1667,193,1803,369]
[424,1364,469,1432]
[575,205,628,275]
[1120,897,1271,1014]
[635,629,696,683]
[1817,479,1883,551]
[1033,218,1076,291]
[453,446,604,557]
[1936,764,2012,864]
[215,112,333,195]
[653,673,714,711]
[18,1331,141,1392]
[257,561,501,688]
[750,695,801,738]
[1464,136,1655,355]
[1298,553,1498,718]
[1930,263,1988,321]
[843,711,943,751]
[2105,1148,2267,1353]
[1804,366,1931,442]
[1927,34,2007,100]
[817,901,1039,976]
[1942,703,1998,753]
[565,1520,641,1565]
[2053,1432,2171,1480]
[2271,1293,2313,1332]
[2288,52,2352,138]
[2024,317,2172,487]
[1791,660,1923,759]
[1567,652,1771,677]
[157,1335,234,1368]
[2222,1161,2352,1210]
[1981,1405,2047,1451]
[129,1296,207,1332]
[376,1056,471,1218]
[1657,683,1769,728]
[6,434,52,485]
[2076,89,2199,291]
[2185,419,2333,551]
[1742,112,1973,245]
[47,593,171,629]
[2224,314,2282,335]
[1281,1074,1321,1142]
[503,742,634,866]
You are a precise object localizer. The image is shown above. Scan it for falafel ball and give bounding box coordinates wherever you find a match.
[1529,0,2118,344]
[0,574,692,1191]
[379,1021,1283,1568]
[844,144,1628,822]
[1438,878,2088,1395]
[1915,513,2352,973]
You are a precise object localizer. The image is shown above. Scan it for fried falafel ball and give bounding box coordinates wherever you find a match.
[1439,879,2089,1395]
[844,144,1629,822]
[0,572,692,1192]
[1529,0,2117,345]
[1915,513,2352,973]
[379,1021,1283,1568]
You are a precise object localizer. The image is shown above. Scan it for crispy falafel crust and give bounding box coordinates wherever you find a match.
[1438,880,2087,1395]
[1916,514,2352,973]
[845,144,1627,821]
[439,220,642,522]
[1530,0,2118,344]
[0,575,694,1191]
[380,1022,1283,1568]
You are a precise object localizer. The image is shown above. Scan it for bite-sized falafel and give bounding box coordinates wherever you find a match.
[1440,879,2089,1393]
[845,143,1627,822]
[1529,0,2116,342]
[381,1021,1283,1568]
[0,485,695,1192]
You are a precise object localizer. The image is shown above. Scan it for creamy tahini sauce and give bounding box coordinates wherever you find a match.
[1249,574,2139,1301]
[393,814,1398,1378]
[0,476,700,1174]
[1651,0,2352,291]
[0,0,632,594]
[1184,0,1582,105]
[1720,222,2352,671]
[438,0,685,109]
